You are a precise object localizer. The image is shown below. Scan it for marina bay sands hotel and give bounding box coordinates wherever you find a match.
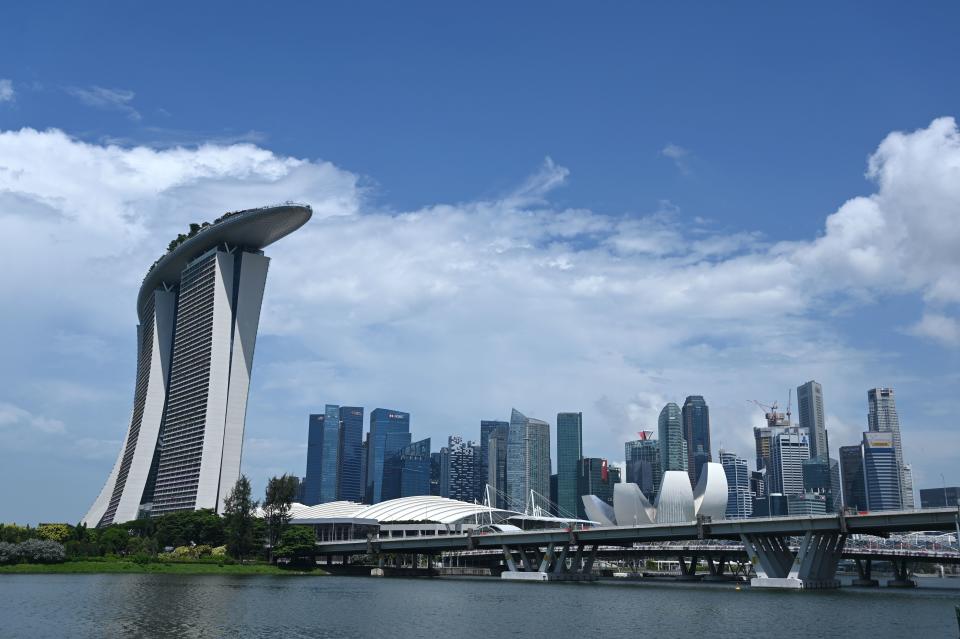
[83,204,312,527]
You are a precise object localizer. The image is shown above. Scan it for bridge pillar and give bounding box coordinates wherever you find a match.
[853,558,879,587]
[741,532,845,589]
[678,555,702,580]
[499,543,598,582]
[886,559,916,588]
[703,555,730,581]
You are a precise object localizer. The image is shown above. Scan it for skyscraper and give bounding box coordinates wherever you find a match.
[681,395,711,485]
[506,408,551,513]
[862,431,902,511]
[319,404,341,503]
[720,450,752,519]
[769,427,810,496]
[658,403,687,474]
[624,432,661,501]
[797,380,829,460]
[839,444,867,512]
[802,457,841,513]
[486,423,509,508]
[398,438,431,498]
[83,205,312,527]
[337,406,364,502]
[303,413,326,505]
[365,408,411,504]
[556,412,583,518]
[867,387,913,508]
[576,458,620,519]
[443,435,477,502]
[479,420,508,497]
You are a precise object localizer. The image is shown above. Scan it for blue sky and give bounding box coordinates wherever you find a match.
[1,2,959,523]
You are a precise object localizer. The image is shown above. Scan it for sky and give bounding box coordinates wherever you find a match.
[1,2,959,524]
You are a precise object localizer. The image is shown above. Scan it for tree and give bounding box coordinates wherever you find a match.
[98,527,129,555]
[223,475,257,563]
[275,526,317,568]
[37,524,72,543]
[263,474,298,563]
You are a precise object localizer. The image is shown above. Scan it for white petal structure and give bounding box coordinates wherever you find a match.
[654,471,696,523]
[582,495,617,526]
[612,483,655,525]
[693,462,729,520]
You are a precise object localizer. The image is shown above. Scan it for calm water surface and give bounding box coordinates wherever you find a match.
[1,575,958,638]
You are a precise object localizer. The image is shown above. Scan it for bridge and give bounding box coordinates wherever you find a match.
[312,507,960,589]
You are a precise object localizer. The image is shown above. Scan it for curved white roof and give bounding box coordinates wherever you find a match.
[291,501,367,520]
[355,495,512,525]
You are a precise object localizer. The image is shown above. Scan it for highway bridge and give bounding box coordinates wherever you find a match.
[312,507,960,589]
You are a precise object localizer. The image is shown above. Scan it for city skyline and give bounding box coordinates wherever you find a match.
[3,4,960,525]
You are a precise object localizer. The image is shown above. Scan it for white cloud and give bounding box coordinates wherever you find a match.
[66,85,142,121]
[0,402,65,434]
[906,312,960,346]
[0,79,13,103]
[1,118,960,512]
[661,143,691,174]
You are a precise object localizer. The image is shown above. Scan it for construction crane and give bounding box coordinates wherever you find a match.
[786,389,793,424]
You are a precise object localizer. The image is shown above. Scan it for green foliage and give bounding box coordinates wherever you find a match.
[64,541,102,558]
[263,474,298,563]
[0,542,20,564]
[97,527,129,555]
[211,545,227,557]
[155,509,224,548]
[1,539,66,564]
[275,526,317,566]
[37,523,72,543]
[223,475,258,562]
[0,524,39,543]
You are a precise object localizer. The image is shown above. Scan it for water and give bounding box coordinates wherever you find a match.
[1,575,958,638]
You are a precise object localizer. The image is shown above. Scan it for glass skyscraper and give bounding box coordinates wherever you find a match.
[365,408,411,504]
[556,412,583,518]
[506,408,551,513]
[839,444,867,512]
[576,457,620,519]
[303,413,326,505]
[318,404,341,503]
[867,387,913,508]
[443,435,477,502]
[681,395,711,485]
[658,403,687,475]
[480,420,508,497]
[862,431,902,511]
[797,380,829,460]
[624,433,661,501]
[398,437,431,498]
[337,406,364,502]
[770,427,810,496]
[720,450,752,519]
[485,423,509,508]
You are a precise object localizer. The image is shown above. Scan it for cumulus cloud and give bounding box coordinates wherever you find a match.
[0,79,13,103]
[906,312,960,346]
[661,143,691,174]
[0,402,65,434]
[2,118,960,519]
[66,85,142,121]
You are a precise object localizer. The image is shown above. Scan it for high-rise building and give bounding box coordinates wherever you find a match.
[658,403,687,475]
[787,492,828,516]
[769,427,810,496]
[480,420,508,497]
[319,404,341,503]
[797,380,829,460]
[443,436,478,502]
[839,445,867,512]
[429,451,442,497]
[303,413,325,505]
[624,433,661,501]
[83,205,312,527]
[919,487,960,508]
[506,409,551,513]
[681,396,711,485]
[862,431,902,511]
[486,423,509,508]
[398,438,431,498]
[720,450,752,519]
[337,406,364,502]
[359,436,368,499]
[576,458,620,519]
[867,387,913,508]
[556,412,583,518]
[802,457,842,513]
[365,409,411,504]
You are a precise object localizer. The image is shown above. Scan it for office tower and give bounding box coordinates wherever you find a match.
[867,387,913,508]
[919,487,960,508]
[769,428,810,496]
[360,437,368,500]
[444,436,477,502]
[337,406,364,501]
[398,438,431,498]
[681,396,711,484]
[787,492,827,516]
[83,205,312,526]
[624,432,661,501]
[556,412,583,518]
[550,474,559,515]
[658,403,687,474]
[303,414,326,505]
[486,424,509,508]
[839,445,867,512]
[506,408,551,513]
[862,431,902,511]
[365,409,411,504]
[480,420,508,496]
[753,407,792,473]
[797,381,829,460]
[471,442,484,503]
[577,458,619,519]
[318,404,341,503]
[429,451,442,497]
[802,457,841,513]
[720,450,752,519]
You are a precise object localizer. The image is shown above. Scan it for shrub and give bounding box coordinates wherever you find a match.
[37,524,72,543]
[211,545,227,557]
[130,553,153,565]
[65,540,102,558]
[0,541,21,564]
[17,539,66,564]
[194,545,212,557]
